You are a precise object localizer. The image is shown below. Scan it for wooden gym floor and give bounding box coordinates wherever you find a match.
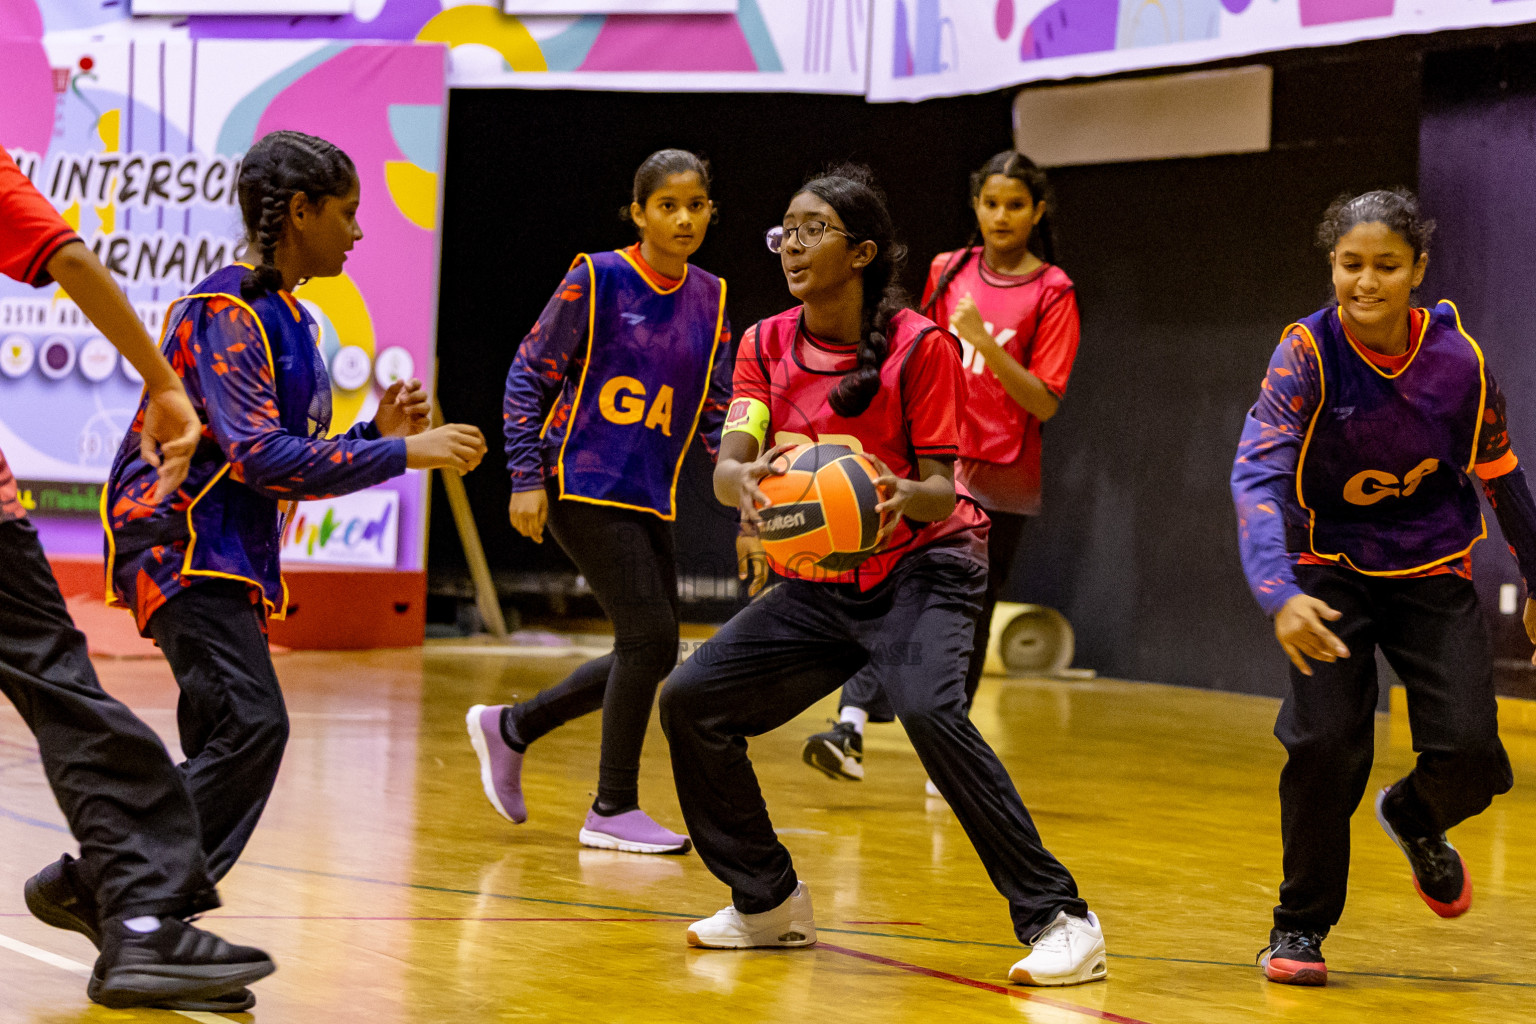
[0,634,1532,1023]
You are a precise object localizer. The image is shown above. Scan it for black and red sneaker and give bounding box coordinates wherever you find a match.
[1375,785,1473,918]
[1259,928,1327,986]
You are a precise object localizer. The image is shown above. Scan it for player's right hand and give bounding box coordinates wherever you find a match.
[1274,594,1350,676]
[140,382,201,503]
[509,488,548,544]
[405,423,486,474]
[735,442,792,528]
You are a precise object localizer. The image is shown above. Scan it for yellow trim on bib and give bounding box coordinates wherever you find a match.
[552,256,726,521]
[1296,303,1489,576]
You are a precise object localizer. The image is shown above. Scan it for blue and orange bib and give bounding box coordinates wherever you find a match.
[1293,301,1487,575]
[554,249,726,520]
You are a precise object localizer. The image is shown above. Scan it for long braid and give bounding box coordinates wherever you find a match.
[805,164,908,419]
[919,230,977,318]
[241,186,291,298]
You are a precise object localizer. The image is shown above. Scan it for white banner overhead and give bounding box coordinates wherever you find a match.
[131,0,352,13]
[867,0,1536,102]
[503,1,736,12]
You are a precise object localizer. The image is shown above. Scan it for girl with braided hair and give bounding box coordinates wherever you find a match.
[804,151,1080,788]
[657,165,1107,987]
[101,130,486,888]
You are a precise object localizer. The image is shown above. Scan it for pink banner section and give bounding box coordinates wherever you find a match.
[1299,0,1395,27]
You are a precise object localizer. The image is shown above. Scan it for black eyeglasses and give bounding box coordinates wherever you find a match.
[765,221,855,253]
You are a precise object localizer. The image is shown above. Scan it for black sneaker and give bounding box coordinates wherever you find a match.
[88,917,275,1009]
[156,987,256,1012]
[802,720,864,780]
[1258,928,1327,986]
[25,854,101,949]
[1374,785,1472,917]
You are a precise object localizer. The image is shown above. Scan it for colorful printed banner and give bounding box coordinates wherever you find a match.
[1,6,445,572]
[868,0,1536,101]
[9,1,867,95]
[503,2,736,12]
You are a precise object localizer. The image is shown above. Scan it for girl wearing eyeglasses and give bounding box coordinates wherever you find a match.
[468,149,731,856]
[657,164,1106,987]
[803,151,1080,788]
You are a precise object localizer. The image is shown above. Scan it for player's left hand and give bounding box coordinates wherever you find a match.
[736,527,769,596]
[949,294,990,349]
[375,378,432,438]
[140,382,201,503]
[1523,596,1536,665]
[866,452,913,550]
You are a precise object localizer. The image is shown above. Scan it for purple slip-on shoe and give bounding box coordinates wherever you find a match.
[578,808,691,855]
[466,704,526,824]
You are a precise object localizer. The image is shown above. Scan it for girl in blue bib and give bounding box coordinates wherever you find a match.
[469,150,732,855]
[1233,189,1536,985]
[102,131,486,894]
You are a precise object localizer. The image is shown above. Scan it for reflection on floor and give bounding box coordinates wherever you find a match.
[1,640,1532,1023]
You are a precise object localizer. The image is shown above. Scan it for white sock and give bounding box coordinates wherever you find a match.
[839,706,868,734]
[123,916,162,934]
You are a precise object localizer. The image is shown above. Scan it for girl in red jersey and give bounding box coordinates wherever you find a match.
[804,152,1080,787]
[658,165,1106,986]
[467,150,732,856]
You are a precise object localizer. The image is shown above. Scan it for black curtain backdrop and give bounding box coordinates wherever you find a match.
[1420,41,1536,695]
[431,37,1505,696]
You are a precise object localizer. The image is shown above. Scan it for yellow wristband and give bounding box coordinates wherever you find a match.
[723,396,769,446]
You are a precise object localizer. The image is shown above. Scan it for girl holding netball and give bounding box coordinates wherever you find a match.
[659,165,1106,986]
[804,151,1080,786]
[468,149,731,855]
[98,131,486,896]
[1232,189,1536,985]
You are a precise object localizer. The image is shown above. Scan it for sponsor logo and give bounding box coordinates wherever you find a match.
[761,509,807,534]
[280,489,400,567]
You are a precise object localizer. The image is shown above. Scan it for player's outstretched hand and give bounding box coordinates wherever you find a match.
[1274,594,1350,677]
[375,378,432,438]
[405,423,485,475]
[509,488,548,544]
[140,382,202,503]
[735,442,792,529]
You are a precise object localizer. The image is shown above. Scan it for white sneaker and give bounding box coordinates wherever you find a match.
[1009,911,1107,986]
[685,881,816,949]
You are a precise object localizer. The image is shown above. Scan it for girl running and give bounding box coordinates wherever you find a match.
[102,130,486,888]
[4,148,274,1012]
[1233,188,1536,986]
[468,149,731,855]
[658,165,1107,986]
[804,151,1080,786]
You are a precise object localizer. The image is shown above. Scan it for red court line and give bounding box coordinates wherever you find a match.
[0,914,673,923]
[817,942,1154,1024]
